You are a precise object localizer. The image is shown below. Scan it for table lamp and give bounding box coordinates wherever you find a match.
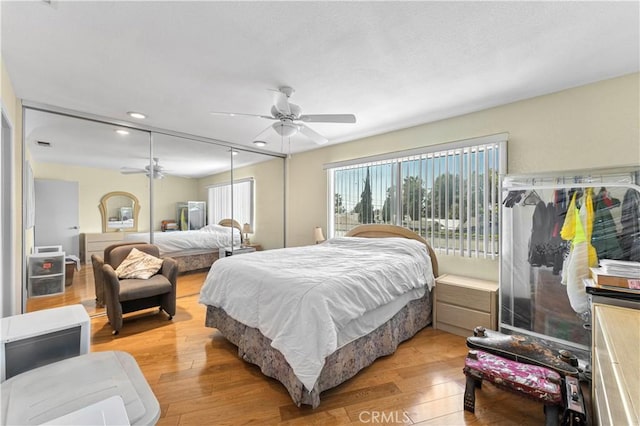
[242,223,253,246]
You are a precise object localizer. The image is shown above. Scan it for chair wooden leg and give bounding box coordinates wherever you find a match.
[464,375,477,413]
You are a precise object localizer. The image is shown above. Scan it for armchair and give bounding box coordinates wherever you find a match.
[96,243,177,335]
[91,241,145,307]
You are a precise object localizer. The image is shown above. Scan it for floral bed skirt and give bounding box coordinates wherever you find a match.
[205,289,432,407]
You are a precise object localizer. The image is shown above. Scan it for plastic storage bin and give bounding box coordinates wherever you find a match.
[28,252,65,298]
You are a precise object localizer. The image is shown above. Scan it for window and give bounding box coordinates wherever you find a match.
[207,178,254,228]
[327,134,507,258]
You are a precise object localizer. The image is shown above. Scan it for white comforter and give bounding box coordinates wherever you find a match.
[199,236,434,391]
[125,224,241,255]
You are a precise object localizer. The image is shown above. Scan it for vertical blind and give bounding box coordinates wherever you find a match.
[207,178,254,227]
[326,134,507,258]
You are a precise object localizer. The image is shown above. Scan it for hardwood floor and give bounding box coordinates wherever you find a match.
[32,268,546,425]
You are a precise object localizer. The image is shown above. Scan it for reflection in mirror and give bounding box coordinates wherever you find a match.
[22,107,286,318]
[99,191,140,232]
[143,134,237,271]
[214,147,286,254]
[23,108,151,315]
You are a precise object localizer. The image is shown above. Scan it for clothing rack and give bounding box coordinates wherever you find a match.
[499,166,640,357]
[503,165,639,192]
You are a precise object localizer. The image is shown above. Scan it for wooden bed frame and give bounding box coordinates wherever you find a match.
[205,223,439,407]
[167,219,243,273]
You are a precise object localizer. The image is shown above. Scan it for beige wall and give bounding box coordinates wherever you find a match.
[1,58,23,315]
[198,157,286,250]
[284,73,640,280]
[30,162,199,234]
[6,69,640,293]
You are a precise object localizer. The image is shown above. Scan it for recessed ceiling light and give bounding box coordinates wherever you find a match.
[253,140,267,147]
[115,129,130,135]
[228,149,239,156]
[127,111,146,119]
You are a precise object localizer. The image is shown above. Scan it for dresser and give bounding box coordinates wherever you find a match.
[591,302,639,426]
[433,274,498,337]
[81,233,125,264]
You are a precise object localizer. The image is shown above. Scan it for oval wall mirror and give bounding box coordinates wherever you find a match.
[99,191,141,233]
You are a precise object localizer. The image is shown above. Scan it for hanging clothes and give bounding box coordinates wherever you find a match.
[620,188,640,261]
[549,189,569,275]
[591,187,623,260]
[528,200,552,266]
[560,189,597,315]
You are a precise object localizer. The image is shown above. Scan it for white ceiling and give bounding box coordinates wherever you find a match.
[2,1,639,176]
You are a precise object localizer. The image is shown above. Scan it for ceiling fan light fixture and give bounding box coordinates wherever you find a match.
[115,129,130,135]
[146,171,164,179]
[127,111,146,119]
[253,140,267,147]
[273,121,298,137]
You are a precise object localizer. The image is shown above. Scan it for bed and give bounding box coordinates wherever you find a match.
[124,220,242,273]
[199,224,439,407]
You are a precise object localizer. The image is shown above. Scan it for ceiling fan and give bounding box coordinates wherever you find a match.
[211,86,356,145]
[120,157,166,179]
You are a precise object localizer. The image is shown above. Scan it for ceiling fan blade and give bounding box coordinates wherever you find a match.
[274,91,291,115]
[210,111,274,120]
[298,114,356,123]
[252,124,275,141]
[299,124,328,145]
[120,168,146,175]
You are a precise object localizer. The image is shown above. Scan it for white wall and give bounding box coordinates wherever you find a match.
[283,73,640,280]
[1,58,23,316]
[30,162,199,234]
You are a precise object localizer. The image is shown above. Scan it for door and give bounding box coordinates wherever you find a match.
[34,179,79,256]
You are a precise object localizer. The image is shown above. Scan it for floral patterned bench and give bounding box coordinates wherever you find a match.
[463,349,564,426]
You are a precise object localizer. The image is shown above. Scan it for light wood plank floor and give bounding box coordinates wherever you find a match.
[32,268,547,425]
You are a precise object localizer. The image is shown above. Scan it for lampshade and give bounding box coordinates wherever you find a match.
[314,227,325,244]
[242,223,252,234]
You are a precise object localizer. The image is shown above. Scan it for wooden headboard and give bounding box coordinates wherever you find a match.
[345,224,439,277]
[217,219,243,243]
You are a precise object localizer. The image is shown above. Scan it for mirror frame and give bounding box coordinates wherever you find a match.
[99,191,141,233]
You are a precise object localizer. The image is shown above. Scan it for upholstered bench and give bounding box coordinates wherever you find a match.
[463,349,563,426]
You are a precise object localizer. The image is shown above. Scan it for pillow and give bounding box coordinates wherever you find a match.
[115,248,163,279]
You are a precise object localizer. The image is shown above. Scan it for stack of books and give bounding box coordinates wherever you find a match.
[590,259,640,290]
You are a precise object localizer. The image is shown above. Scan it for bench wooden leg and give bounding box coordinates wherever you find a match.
[464,375,478,413]
[544,404,560,426]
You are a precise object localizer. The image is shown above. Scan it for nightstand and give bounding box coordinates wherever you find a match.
[433,274,498,337]
[219,246,256,258]
[247,243,263,251]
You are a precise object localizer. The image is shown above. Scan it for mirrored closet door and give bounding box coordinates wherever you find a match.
[22,106,286,316]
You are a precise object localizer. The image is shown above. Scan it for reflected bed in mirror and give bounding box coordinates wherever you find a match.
[123,219,242,273]
[99,191,140,233]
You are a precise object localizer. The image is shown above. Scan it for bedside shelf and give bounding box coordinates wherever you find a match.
[433,274,498,337]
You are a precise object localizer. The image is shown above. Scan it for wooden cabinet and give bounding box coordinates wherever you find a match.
[81,233,125,264]
[591,303,639,426]
[433,274,498,337]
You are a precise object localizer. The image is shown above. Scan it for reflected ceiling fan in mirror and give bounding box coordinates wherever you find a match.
[211,86,356,145]
[120,157,166,179]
